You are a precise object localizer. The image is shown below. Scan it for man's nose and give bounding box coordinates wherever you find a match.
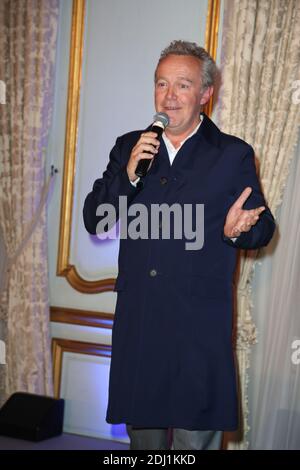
[166,85,177,99]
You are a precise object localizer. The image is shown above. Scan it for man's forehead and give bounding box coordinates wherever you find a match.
[155,55,202,79]
[156,54,201,68]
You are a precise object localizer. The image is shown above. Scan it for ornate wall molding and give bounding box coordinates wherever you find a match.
[50,306,113,329]
[52,337,111,398]
[57,0,221,295]
[204,0,220,116]
[50,305,113,329]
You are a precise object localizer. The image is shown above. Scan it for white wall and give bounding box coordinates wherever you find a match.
[47,0,217,442]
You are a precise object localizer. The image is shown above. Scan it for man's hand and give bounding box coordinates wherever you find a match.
[224,187,265,238]
[127,132,160,182]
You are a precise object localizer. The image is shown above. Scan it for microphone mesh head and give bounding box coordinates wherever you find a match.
[153,112,169,128]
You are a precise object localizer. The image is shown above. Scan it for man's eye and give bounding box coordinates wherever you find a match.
[179,83,189,89]
[156,82,167,88]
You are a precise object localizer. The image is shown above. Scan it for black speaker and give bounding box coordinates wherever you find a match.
[0,392,65,441]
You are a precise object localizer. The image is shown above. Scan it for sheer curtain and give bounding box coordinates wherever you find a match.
[216,0,300,447]
[248,133,300,449]
[0,0,59,403]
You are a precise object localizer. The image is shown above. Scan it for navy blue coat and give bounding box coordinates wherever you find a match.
[83,114,275,430]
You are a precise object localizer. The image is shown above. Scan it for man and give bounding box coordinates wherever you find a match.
[83,40,275,450]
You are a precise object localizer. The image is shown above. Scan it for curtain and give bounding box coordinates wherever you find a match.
[0,0,59,404]
[217,0,300,448]
[248,134,300,449]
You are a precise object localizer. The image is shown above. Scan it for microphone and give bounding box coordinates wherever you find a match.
[135,112,169,178]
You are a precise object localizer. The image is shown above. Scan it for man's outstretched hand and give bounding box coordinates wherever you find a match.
[224,187,265,238]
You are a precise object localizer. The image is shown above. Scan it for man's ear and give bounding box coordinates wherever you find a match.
[200,86,214,106]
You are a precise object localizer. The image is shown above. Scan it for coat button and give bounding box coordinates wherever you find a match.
[160,176,168,185]
[149,269,157,277]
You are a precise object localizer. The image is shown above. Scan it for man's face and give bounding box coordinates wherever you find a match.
[154,54,212,138]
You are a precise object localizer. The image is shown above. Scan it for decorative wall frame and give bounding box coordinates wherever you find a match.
[52,337,111,398]
[56,0,220,295]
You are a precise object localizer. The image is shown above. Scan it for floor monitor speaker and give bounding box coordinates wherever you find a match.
[0,392,65,441]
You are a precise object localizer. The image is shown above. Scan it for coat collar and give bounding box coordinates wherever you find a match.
[143,113,223,191]
[192,113,222,148]
[154,113,222,193]
[145,112,221,149]
[160,113,222,168]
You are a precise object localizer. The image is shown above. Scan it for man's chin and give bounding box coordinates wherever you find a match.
[165,116,180,128]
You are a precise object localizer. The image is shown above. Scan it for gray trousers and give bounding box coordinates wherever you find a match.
[126,425,222,450]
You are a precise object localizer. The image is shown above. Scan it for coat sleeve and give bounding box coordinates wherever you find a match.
[83,136,141,235]
[223,145,275,250]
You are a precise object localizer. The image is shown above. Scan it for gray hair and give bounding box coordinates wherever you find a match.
[156,40,217,89]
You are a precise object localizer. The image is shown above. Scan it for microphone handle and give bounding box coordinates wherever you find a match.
[135,124,164,178]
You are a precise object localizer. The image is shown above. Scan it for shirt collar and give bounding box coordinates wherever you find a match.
[162,115,203,153]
